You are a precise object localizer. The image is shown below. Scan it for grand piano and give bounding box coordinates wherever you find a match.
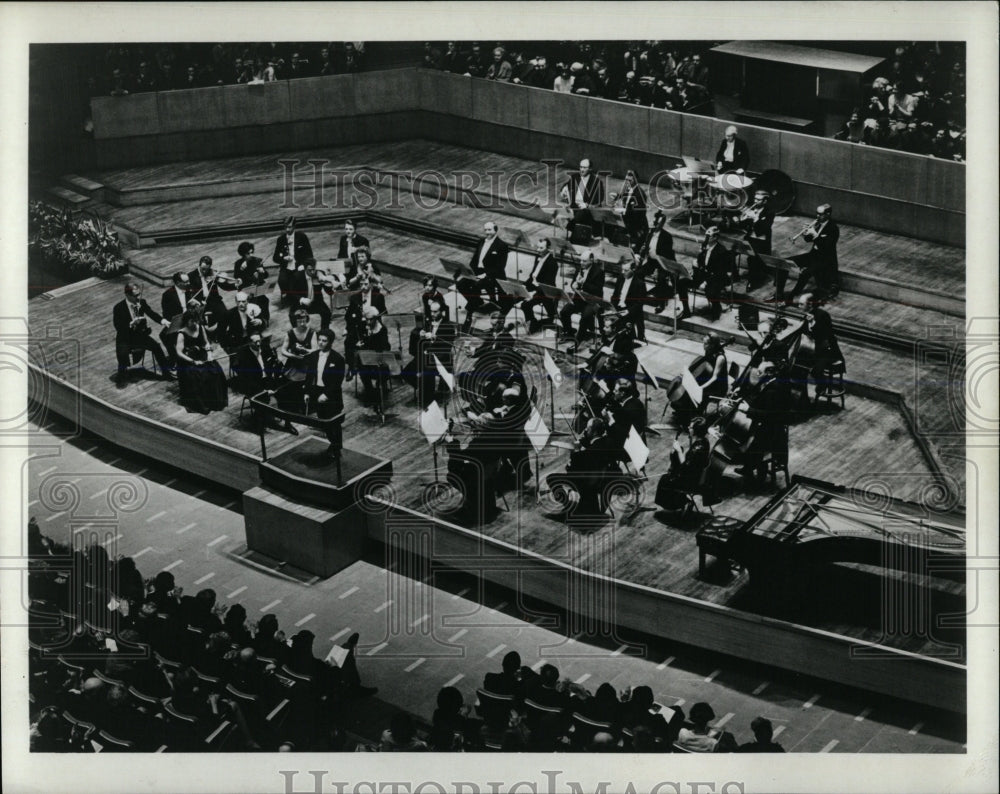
[697,476,966,647]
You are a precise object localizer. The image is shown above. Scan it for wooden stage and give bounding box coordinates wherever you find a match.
[27,140,970,708]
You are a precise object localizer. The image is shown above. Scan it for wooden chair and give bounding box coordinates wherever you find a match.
[816,359,847,409]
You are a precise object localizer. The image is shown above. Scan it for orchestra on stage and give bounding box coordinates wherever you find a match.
[111,144,847,524]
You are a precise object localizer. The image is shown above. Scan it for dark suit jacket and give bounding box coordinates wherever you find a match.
[610,273,648,315]
[233,343,282,396]
[482,670,524,698]
[410,320,457,369]
[574,260,606,298]
[608,395,646,445]
[715,137,750,172]
[113,299,163,342]
[472,330,516,358]
[807,220,840,270]
[468,236,510,280]
[525,253,558,290]
[303,348,346,407]
[233,255,268,288]
[620,183,648,226]
[345,291,388,338]
[564,172,605,208]
[160,286,189,321]
[337,233,370,259]
[744,207,775,249]
[654,227,675,260]
[187,270,233,323]
[223,306,263,350]
[697,243,736,282]
[272,230,315,268]
[807,308,844,363]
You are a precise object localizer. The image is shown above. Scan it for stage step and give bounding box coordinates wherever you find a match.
[60,173,105,201]
[45,185,91,207]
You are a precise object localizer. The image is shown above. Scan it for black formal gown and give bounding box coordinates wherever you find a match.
[176,328,228,414]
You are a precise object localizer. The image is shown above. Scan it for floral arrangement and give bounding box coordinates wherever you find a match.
[28,201,130,278]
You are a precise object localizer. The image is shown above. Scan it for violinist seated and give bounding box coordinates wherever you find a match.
[551,417,623,516]
[188,256,237,342]
[287,261,334,329]
[354,306,392,408]
[343,247,381,291]
[419,277,449,322]
[231,332,299,435]
[160,271,192,367]
[641,211,683,316]
[222,291,266,353]
[609,256,649,342]
[404,298,457,409]
[604,378,647,447]
[232,241,271,324]
[691,227,736,322]
[654,417,714,512]
[559,252,606,344]
[734,362,792,483]
[344,276,388,380]
[460,221,510,333]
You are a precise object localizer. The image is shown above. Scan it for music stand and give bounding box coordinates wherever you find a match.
[588,207,625,242]
[594,239,634,269]
[440,258,477,321]
[495,279,530,337]
[551,206,575,232]
[357,350,402,424]
[650,256,692,335]
[759,254,797,277]
[501,227,532,251]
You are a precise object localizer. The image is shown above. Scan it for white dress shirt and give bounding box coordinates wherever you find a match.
[478,237,495,270]
[316,350,329,387]
[617,276,634,309]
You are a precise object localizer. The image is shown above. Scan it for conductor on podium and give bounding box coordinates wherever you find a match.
[303,327,346,460]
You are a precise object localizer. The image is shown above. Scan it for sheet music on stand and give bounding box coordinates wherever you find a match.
[439,258,477,281]
[495,278,530,303]
[536,282,572,309]
[681,368,704,406]
[501,226,532,250]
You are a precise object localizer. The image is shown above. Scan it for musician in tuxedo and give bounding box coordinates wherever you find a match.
[408,299,458,409]
[160,272,191,366]
[460,221,510,331]
[223,291,265,352]
[617,169,649,245]
[233,241,270,324]
[610,256,649,341]
[520,237,559,333]
[288,261,334,328]
[560,252,606,343]
[736,361,792,482]
[113,282,173,387]
[605,378,647,446]
[693,227,735,322]
[739,190,775,290]
[715,125,750,174]
[188,257,235,341]
[560,157,605,231]
[642,211,688,316]
[344,276,388,378]
[783,204,841,302]
[464,379,534,489]
[337,219,370,260]
[272,216,315,303]
[232,332,299,435]
[472,311,516,359]
[654,416,712,511]
[354,306,392,408]
[302,328,346,459]
[799,294,845,404]
[559,417,622,516]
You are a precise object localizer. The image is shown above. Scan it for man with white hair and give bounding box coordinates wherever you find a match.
[223,291,264,351]
[715,125,749,174]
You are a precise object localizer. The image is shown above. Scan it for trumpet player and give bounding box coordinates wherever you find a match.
[774,204,840,304]
[559,251,606,343]
[739,189,774,291]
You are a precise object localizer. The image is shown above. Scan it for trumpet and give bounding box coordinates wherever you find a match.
[790,220,817,242]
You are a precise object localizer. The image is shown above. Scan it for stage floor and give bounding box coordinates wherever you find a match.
[28,271,962,660]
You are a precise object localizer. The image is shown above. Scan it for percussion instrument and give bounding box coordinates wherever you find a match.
[750,169,795,215]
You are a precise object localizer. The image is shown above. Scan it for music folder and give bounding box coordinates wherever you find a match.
[495,279,530,301]
[759,253,796,272]
[650,256,691,281]
[439,258,477,280]
[536,282,572,306]
[681,368,704,406]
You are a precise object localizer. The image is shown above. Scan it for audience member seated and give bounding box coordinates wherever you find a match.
[738,716,786,752]
[379,713,429,751]
[482,650,526,697]
[525,663,570,709]
[674,701,738,752]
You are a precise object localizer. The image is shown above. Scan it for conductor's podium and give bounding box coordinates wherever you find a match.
[243,402,392,578]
